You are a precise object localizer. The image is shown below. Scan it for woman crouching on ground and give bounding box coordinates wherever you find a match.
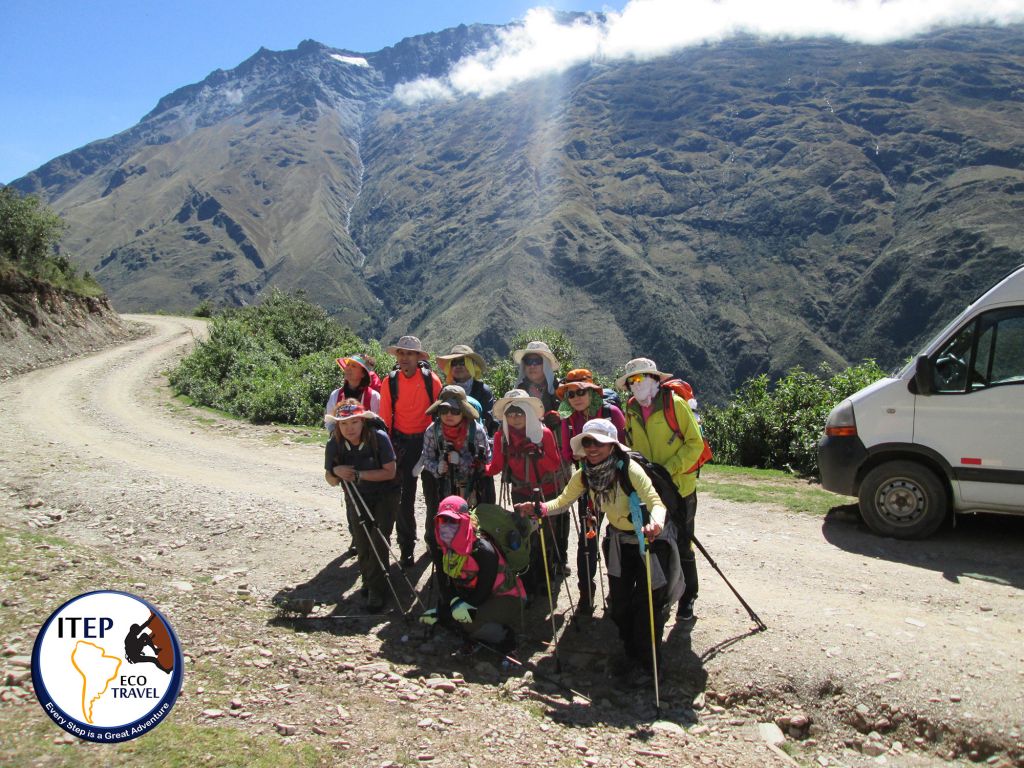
[324,399,399,612]
[515,419,683,677]
[419,495,525,655]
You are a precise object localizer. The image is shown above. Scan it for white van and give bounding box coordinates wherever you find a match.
[818,264,1024,538]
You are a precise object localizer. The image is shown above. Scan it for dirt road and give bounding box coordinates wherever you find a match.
[1,315,1021,767]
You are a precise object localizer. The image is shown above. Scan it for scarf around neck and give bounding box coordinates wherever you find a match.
[441,421,468,451]
[583,454,618,505]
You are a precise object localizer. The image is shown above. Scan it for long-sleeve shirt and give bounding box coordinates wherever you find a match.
[558,404,626,462]
[545,458,667,531]
[486,426,562,498]
[379,368,443,435]
[625,392,704,497]
[420,420,492,478]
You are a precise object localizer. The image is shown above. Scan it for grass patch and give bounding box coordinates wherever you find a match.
[699,464,855,516]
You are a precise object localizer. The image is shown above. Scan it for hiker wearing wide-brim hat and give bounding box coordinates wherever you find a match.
[620,356,705,623]
[514,418,683,676]
[512,341,560,413]
[485,389,563,600]
[436,345,498,438]
[555,369,627,601]
[324,399,400,612]
[324,355,381,432]
[379,335,444,568]
[418,386,492,558]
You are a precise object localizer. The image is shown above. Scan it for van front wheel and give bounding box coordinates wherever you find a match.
[858,461,948,539]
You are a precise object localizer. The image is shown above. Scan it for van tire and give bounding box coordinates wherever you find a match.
[858,461,948,539]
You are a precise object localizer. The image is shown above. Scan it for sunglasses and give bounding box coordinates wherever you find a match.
[437,405,462,416]
[449,358,466,367]
[523,356,544,366]
[626,373,649,386]
[580,437,605,448]
[566,389,589,399]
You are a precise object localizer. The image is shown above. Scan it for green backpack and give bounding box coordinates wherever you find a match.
[471,503,534,576]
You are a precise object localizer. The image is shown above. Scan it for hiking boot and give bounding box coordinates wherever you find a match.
[678,597,696,622]
[366,589,387,612]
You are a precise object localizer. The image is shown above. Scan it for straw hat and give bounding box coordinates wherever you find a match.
[492,389,544,420]
[511,340,559,368]
[614,357,672,389]
[555,368,602,400]
[426,385,479,420]
[386,335,429,360]
[436,344,486,372]
[568,418,629,456]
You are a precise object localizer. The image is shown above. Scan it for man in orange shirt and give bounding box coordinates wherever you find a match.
[379,335,443,567]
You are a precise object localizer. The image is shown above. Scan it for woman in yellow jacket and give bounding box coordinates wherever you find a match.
[516,418,683,677]
[618,357,706,622]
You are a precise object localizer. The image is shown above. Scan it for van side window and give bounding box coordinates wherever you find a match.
[931,308,1024,393]
[972,308,1024,389]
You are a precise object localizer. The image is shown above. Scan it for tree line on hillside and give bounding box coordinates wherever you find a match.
[0,189,102,296]
[170,292,884,477]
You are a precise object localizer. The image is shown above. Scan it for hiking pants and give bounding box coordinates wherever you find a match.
[677,491,698,606]
[346,488,398,602]
[604,536,670,672]
[394,431,425,559]
[464,594,523,651]
[576,499,599,608]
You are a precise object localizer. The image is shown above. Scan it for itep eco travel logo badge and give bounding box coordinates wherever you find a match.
[32,591,183,742]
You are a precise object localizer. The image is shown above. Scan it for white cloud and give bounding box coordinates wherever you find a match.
[394,0,1024,104]
[330,53,370,67]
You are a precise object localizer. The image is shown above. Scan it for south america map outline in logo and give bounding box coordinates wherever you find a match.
[32,591,184,743]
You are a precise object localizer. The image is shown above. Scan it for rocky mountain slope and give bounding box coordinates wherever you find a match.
[12,22,1024,400]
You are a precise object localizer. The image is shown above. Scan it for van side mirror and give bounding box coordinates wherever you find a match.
[912,355,935,396]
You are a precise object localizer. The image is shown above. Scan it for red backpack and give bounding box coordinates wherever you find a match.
[631,379,713,474]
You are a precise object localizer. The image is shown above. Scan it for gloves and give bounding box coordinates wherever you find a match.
[543,411,562,428]
[450,598,477,624]
[419,608,439,626]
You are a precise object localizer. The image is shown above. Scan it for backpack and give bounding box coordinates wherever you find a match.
[632,379,713,474]
[471,503,533,575]
[602,387,622,412]
[616,451,687,529]
[387,362,436,432]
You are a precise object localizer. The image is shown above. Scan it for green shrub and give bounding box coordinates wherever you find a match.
[702,360,885,476]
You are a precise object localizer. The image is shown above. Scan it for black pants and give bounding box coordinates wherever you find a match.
[677,491,698,606]
[604,535,671,671]
[576,499,600,607]
[394,432,425,559]
[346,488,398,601]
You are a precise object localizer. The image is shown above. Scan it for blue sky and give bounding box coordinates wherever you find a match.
[3,0,1022,185]
[0,1,618,184]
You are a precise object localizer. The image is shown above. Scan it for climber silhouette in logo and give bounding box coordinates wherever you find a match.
[123,612,174,673]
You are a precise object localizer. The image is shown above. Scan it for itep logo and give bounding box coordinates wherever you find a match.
[32,591,183,742]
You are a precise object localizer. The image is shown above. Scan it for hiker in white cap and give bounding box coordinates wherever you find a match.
[379,335,443,568]
[514,418,682,678]
[618,357,705,622]
[512,340,560,413]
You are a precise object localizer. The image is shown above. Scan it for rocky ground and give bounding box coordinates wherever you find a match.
[0,314,1021,767]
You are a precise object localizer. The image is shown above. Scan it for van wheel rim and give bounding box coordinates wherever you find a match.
[875,479,926,525]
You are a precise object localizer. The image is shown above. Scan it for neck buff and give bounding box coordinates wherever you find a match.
[442,421,468,451]
[631,377,660,407]
[583,454,618,505]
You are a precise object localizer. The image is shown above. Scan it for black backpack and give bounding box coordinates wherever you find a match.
[616,451,684,529]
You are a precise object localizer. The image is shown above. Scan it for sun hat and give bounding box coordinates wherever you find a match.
[511,340,559,368]
[492,389,544,420]
[555,368,603,400]
[386,335,430,360]
[614,357,673,389]
[568,417,629,456]
[336,355,371,375]
[436,344,486,371]
[325,401,378,425]
[426,385,479,420]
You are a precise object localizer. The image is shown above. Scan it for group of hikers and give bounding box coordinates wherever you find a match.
[322,335,708,681]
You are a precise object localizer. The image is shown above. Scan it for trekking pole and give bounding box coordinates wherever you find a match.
[346,481,428,613]
[630,499,660,716]
[528,455,578,620]
[532,489,562,674]
[692,534,767,632]
[342,480,409,615]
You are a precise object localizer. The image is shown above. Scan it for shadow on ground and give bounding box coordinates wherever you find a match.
[822,503,1024,590]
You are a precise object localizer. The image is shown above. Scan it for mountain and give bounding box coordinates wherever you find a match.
[12,22,1024,402]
